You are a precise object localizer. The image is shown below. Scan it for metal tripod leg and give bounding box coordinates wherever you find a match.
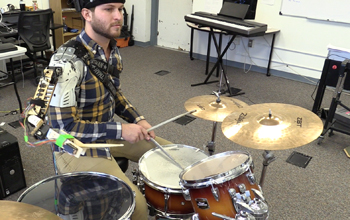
[259,150,276,188]
[206,121,217,155]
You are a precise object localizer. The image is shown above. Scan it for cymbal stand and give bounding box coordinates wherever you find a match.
[206,91,221,155]
[259,150,276,188]
[207,121,217,156]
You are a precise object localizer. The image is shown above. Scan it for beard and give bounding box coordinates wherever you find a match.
[90,19,122,39]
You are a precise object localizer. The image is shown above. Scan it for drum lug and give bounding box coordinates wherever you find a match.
[191,213,200,220]
[132,169,144,194]
[132,169,138,185]
[211,186,220,201]
[246,173,256,185]
[164,190,170,213]
[238,184,246,194]
[182,188,191,201]
[180,182,191,201]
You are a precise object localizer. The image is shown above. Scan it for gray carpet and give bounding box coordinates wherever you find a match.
[1,45,350,220]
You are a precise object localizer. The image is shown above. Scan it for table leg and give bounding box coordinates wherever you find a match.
[266,33,276,76]
[190,28,194,60]
[10,58,22,114]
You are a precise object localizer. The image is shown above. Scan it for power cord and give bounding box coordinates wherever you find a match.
[0,109,18,117]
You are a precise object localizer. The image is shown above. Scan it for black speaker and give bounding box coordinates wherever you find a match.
[0,128,26,199]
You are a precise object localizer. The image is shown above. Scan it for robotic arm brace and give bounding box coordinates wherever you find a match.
[25,67,86,157]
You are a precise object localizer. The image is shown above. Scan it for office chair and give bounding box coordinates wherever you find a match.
[18,9,52,81]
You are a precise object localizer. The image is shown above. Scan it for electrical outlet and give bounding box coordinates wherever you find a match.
[134,27,138,35]
[248,39,253,47]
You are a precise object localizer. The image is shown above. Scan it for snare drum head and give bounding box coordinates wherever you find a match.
[139,144,208,189]
[181,151,251,181]
[18,172,135,219]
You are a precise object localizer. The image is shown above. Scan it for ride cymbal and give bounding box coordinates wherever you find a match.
[184,95,248,122]
[221,103,323,150]
[0,200,62,220]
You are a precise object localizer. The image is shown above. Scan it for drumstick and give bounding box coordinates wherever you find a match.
[147,110,196,132]
[149,137,184,170]
[82,144,124,148]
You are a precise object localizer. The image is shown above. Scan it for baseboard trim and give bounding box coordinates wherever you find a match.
[191,53,319,86]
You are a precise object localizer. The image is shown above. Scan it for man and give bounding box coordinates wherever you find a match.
[48,0,171,219]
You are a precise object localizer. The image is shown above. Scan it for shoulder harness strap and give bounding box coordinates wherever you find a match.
[58,40,118,98]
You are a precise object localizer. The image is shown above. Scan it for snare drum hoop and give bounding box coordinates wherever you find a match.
[17,172,136,219]
[138,144,208,194]
[179,151,253,188]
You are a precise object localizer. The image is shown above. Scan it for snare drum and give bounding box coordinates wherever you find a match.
[180,151,269,220]
[138,144,208,218]
[17,172,135,220]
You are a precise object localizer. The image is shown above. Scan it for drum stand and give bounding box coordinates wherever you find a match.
[206,121,218,155]
[205,91,222,155]
[259,150,276,188]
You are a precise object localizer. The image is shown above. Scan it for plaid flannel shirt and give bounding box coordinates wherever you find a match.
[49,29,144,158]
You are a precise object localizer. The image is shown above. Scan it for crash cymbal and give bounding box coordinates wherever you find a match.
[221,103,323,150]
[184,95,248,122]
[0,200,62,220]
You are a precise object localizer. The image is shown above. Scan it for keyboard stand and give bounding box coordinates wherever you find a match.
[191,27,244,97]
[318,59,350,144]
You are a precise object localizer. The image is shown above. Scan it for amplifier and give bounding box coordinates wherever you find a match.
[0,128,26,199]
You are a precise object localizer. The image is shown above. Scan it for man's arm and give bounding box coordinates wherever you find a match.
[49,106,122,143]
[48,60,122,143]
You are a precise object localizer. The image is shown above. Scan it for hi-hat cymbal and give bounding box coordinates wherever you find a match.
[184,95,248,122]
[221,103,323,150]
[0,200,62,220]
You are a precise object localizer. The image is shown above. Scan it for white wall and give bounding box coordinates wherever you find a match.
[124,0,350,80]
[189,0,350,80]
[159,0,350,80]
[253,0,350,79]
[157,0,192,50]
[9,0,346,80]
[123,0,151,43]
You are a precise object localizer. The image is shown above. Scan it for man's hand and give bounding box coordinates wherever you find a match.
[121,120,155,143]
[121,123,150,144]
[137,120,155,139]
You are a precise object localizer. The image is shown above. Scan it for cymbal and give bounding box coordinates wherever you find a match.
[221,103,323,150]
[0,200,62,220]
[184,95,248,122]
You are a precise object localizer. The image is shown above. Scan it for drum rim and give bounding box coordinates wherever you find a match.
[138,144,208,192]
[179,151,252,188]
[17,171,136,218]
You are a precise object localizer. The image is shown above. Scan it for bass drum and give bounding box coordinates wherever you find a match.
[18,172,135,220]
[138,144,208,219]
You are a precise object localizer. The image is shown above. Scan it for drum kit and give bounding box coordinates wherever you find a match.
[132,92,323,220]
[9,92,323,220]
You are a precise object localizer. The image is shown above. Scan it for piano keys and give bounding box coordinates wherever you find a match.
[184,12,267,37]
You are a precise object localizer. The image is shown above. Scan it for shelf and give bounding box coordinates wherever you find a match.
[50,0,82,48]
[62,8,76,12]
